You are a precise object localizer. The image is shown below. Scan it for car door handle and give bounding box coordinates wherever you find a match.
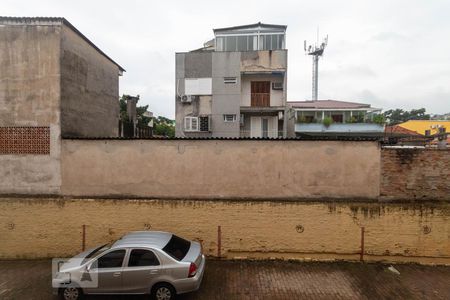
[149,270,159,275]
[113,272,121,277]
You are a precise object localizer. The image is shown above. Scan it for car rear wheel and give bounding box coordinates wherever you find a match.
[60,287,83,300]
[152,283,176,300]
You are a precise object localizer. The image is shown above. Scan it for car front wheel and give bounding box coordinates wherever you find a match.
[152,283,176,300]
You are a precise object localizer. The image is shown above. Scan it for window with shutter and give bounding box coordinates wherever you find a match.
[184,117,199,132]
[191,117,198,131]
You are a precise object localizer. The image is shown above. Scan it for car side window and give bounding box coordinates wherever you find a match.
[97,250,125,268]
[128,249,160,267]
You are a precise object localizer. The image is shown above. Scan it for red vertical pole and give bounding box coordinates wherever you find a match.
[360,227,365,262]
[82,225,86,251]
[217,226,222,258]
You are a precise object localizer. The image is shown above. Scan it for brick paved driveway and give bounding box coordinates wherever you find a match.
[0,259,449,300]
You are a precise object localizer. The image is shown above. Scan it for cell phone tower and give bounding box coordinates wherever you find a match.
[304,31,328,100]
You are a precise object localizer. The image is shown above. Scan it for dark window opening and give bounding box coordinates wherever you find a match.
[331,114,343,123]
[162,235,191,261]
[304,116,314,123]
[128,249,160,267]
[97,250,125,268]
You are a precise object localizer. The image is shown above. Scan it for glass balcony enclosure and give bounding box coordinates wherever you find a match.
[295,110,381,124]
[216,34,285,51]
[214,23,287,52]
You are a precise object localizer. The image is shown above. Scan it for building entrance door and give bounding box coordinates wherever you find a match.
[262,118,269,138]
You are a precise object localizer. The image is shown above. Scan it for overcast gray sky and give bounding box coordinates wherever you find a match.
[4,0,450,118]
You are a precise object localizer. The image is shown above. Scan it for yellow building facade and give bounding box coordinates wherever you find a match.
[398,120,450,135]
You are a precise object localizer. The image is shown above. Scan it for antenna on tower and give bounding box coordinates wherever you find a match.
[304,32,328,100]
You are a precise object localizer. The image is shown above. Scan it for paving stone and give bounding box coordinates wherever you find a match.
[0,259,449,300]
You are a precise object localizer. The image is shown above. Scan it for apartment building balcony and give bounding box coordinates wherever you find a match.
[295,123,384,137]
[240,106,285,113]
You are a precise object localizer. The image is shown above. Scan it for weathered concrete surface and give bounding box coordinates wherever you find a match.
[240,50,287,73]
[61,140,380,199]
[0,198,448,264]
[0,19,123,195]
[381,148,450,201]
[211,52,241,138]
[0,24,62,194]
[60,25,120,137]
[1,260,450,300]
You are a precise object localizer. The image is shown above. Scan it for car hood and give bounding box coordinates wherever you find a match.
[58,247,97,272]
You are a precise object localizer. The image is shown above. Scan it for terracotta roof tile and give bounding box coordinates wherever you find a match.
[385,125,422,136]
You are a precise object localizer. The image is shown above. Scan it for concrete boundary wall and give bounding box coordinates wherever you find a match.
[0,198,448,265]
[61,139,381,199]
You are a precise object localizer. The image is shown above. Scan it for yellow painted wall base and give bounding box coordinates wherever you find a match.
[0,198,448,265]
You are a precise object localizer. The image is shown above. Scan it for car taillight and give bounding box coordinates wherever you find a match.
[188,262,197,278]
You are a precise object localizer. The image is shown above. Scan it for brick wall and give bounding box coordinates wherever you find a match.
[381,148,450,200]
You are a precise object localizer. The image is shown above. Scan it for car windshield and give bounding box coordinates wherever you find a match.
[81,243,111,264]
[162,234,191,261]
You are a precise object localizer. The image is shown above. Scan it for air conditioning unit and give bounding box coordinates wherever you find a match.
[272,82,283,90]
[180,95,197,103]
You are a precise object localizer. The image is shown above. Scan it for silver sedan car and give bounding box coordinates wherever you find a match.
[53,231,205,300]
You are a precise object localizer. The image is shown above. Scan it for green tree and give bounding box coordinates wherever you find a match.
[383,108,430,125]
[153,116,175,138]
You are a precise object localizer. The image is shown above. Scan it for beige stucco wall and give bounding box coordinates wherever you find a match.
[60,24,120,137]
[0,23,62,194]
[61,139,380,199]
[0,198,448,264]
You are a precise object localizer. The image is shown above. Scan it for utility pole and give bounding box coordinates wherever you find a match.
[304,32,328,100]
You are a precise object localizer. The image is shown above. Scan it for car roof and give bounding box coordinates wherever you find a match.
[111,231,173,250]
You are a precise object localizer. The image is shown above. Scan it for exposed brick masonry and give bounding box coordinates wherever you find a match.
[381,148,450,200]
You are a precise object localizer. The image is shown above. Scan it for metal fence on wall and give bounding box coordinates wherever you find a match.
[119,121,152,138]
